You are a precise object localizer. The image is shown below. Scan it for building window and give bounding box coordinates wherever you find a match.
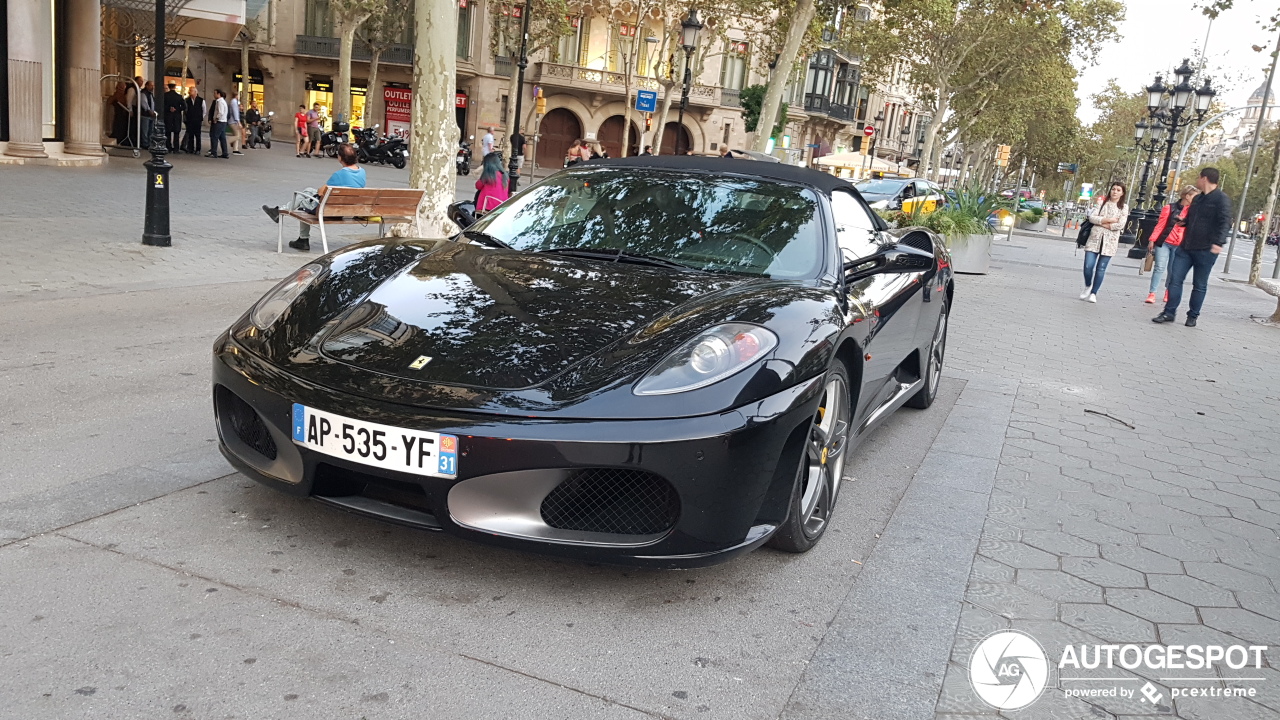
[554,16,585,65]
[457,0,472,59]
[304,0,334,37]
[610,24,647,73]
[720,40,749,90]
[495,3,524,59]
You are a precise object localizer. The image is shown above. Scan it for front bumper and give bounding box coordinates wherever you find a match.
[213,335,823,568]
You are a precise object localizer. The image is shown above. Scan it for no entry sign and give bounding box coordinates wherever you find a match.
[864,126,876,137]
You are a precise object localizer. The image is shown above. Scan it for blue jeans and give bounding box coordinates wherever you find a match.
[1162,247,1218,318]
[209,122,229,157]
[1148,243,1175,293]
[1083,251,1111,293]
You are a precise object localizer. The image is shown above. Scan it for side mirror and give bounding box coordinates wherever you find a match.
[844,243,934,283]
[448,201,477,230]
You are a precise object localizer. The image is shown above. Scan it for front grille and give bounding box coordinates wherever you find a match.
[216,386,278,460]
[540,469,679,535]
[313,463,434,514]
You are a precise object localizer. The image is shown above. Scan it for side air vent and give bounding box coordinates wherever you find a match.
[540,469,679,535]
[215,386,278,461]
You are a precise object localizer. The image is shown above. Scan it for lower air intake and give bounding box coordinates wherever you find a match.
[216,386,278,461]
[540,469,679,536]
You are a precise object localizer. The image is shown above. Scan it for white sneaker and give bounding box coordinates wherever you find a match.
[1079,288,1091,300]
[1088,294,1097,303]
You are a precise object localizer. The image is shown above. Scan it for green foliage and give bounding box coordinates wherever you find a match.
[1019,207,1045,224]
[916,207,992,239]
[740,84,788,138]
[944,183,999,235]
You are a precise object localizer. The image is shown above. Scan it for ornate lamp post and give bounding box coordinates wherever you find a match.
[674,8,702,155]
[507,0,533,193]
[142,0,172,246]
[1124,61,1213,257]
[860,111,884,177]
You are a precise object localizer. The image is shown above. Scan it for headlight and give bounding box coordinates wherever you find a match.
[869,200,889,209]
[250,263,325,330]
[634,323,778,395]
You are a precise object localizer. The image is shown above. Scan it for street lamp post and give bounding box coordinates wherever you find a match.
[507,0,532,193]
[674,9,702,155]
[1119,116,1165,248]
[861,111,883,177]
[142,0,172,246]
[1124,61,1213,258]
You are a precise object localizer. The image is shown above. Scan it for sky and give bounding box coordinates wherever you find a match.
[1075,0,1277,126]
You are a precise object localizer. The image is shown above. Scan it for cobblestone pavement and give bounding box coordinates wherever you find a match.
[937,235,1280,719]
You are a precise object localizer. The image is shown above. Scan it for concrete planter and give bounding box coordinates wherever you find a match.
[947,233,993,274]
[1018,217,1048,232]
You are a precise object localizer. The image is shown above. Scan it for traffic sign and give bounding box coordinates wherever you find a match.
[636,90,658,113]
[863,125,875,137]
[1056,162,1078,174]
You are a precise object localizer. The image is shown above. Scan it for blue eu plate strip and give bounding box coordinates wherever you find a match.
[292,403,306,442]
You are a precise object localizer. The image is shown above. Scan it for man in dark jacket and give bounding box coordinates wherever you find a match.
[163,83,184,150]
[182,88,205,155]
[1154,167,1232,327]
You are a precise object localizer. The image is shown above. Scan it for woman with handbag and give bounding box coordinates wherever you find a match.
[475,152,510,214]
[1144,186,1198,304]
[1080,182,1127,303]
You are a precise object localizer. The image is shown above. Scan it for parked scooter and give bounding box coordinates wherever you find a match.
[247,111,274,149]
[320,120,351,158]
[456,137,473,175]
[354,124,409,169]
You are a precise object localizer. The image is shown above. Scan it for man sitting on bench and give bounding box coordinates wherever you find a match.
[262,142,367,252]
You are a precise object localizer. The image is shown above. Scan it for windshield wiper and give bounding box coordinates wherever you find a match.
[460,229,512,249]
[538,247,709,273]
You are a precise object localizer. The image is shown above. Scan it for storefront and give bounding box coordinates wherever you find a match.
[232,69,265,110]
[305,76,365,129]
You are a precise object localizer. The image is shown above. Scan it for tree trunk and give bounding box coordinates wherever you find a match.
[366,47,382,127]
[504,60,520,148]
[240,34,250,100]
[407,0,458,237]
[335,15,368,124]
[181,41,190,92]
[652,81,675,153]
[1253,133,1280,285]
[751,0,816,153]
[622,73,634,157]
[918,93,947,181]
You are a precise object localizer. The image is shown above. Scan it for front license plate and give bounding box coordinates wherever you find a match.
[291,403,458,478]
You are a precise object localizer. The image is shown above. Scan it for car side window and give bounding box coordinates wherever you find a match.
[830,190,881,262]
[915,180,932,197]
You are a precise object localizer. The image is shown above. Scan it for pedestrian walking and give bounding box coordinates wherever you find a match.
[228,91,244,155]
[475,152,509,213]
[182,87,205,154]
[640,145,653,156]
[163,83,184,150]
[123,76,142,147]
[1153,168,1233,327]
[1144,186,1198,304]
[510,130,525,171]
[481,126,495,157]
[294,105,310,156]
[262,143,367,252]
[565,139,583,167]
[1080,181,1127,303]
[207,89,229,159]
[306,103,323,157]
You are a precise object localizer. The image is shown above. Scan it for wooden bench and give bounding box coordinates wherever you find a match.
[277,187,426,254]
[1256,278,1280,324]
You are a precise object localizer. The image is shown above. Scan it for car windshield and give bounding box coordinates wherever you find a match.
[854,179,907,195]
[466,169,824,278]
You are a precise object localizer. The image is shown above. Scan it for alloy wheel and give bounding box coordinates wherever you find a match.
[929,310,947,395]
[798,374,851,539]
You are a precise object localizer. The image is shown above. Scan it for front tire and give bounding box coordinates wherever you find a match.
[392,155,406,169]
[769,361,853,554]
[906,299,948,409]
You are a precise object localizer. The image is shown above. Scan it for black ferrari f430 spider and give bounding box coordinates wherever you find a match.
[214,156,953,567]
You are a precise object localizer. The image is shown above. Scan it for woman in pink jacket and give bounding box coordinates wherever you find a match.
[1144,186,1199,304]
[475,152,509,213]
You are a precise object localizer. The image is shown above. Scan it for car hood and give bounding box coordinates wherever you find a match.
[317,242,750,390]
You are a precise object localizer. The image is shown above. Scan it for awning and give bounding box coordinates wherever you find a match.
[813,151,900,172]
[175,0,247,45]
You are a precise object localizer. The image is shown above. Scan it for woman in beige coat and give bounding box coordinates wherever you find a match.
[1081,182,1128,303]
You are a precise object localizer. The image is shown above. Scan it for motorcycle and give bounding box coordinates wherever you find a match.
[320,120,350,158]
[456,137,473,175]
[354,124,408,169]
[247,111,273,149]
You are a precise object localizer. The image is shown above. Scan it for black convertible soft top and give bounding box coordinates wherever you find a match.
[580,155,857,195]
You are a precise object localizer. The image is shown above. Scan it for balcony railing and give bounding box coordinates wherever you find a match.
[495,56,513,77]
[295,35,413,65]
[721,87,741,108]
[533,62,719,105]
[829,103,852,121]
[804,93,830,114]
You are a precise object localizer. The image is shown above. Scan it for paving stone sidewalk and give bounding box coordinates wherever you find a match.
[937,236,1280,719]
